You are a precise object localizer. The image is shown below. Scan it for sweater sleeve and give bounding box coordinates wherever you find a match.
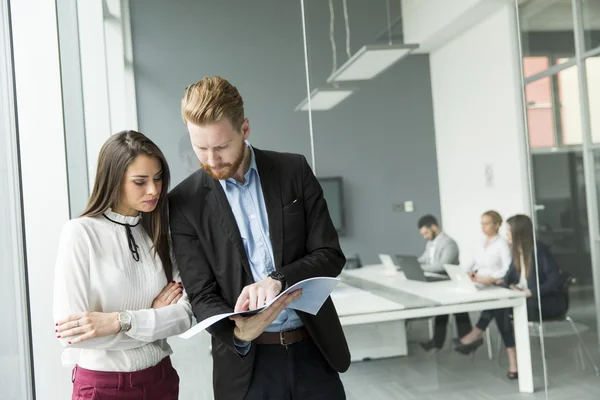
[125,254,193,342]
[53,220,147,350]
[491,239,513,279]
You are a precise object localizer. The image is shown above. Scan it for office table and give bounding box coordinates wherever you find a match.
[332,264,533,394]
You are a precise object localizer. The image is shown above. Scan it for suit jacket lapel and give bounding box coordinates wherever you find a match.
[203,173,253,279]
[254,148,283,269]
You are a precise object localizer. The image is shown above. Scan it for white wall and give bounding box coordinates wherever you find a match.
[402,0,480,44]
[402,0,509,52]
[429,2,532,262]
[10,0,72,398]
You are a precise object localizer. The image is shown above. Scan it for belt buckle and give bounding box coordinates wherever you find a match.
[279,331,288,346]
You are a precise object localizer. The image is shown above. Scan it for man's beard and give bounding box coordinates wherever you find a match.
[201,142,246,180]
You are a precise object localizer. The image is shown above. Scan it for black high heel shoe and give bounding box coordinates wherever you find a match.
[454,338,484,355]
[507,371,519,380]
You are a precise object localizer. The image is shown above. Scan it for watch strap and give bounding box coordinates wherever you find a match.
[268,271,286,294]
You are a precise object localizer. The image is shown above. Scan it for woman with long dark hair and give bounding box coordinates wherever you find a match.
[53,131,192,399]
[454,214,567,380]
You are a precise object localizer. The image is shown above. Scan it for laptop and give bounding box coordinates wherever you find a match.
[443,264,485,292]
[378,254,397,269]
[378,253,400,276]
[395,255,448,282]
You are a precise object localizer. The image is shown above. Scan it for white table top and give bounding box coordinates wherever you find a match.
[337,265,534,394]
[343,264,526,306]
[331,283,405,317]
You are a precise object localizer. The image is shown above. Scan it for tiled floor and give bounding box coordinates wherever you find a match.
[170,329,600,399]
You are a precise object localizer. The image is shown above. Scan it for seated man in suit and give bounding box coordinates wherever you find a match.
[417,214,472,352]
[169,76,350,400]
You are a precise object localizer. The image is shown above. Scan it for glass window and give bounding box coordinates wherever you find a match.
[555,57,600,145]
[0,5,33,396]
[519,0,575,61]
[582,0,600,51]
[524,58,555,148]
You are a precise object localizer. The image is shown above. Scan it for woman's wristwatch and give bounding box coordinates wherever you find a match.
[117,311,132,332]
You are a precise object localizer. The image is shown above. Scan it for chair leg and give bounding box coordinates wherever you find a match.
[428,318,434,339]
[496,335,503,365]
[577,342,587,370]
[566,316,600,376]
[447,314,456,351]
[485,329,493,360]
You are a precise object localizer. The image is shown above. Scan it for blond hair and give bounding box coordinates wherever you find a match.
[181,76,245,130]
[483,210,503,226]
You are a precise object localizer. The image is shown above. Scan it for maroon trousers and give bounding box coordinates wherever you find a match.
[71,357,179,400]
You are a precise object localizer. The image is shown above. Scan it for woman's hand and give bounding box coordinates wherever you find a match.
[152,281,183,308]
[508,284,532,297]
[56,311,120,344]
[472,275,496,286]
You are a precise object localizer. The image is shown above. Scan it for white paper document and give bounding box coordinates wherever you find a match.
[179,276,340,339]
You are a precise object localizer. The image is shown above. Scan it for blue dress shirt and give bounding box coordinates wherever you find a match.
[219,143,303,354]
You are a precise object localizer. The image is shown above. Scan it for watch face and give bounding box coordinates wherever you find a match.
[271,271,284,280]
[119,312,132,324]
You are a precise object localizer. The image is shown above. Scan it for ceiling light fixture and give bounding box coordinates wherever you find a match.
[294,87,356,111]
[296,0,355,112]
[327,0,418,83]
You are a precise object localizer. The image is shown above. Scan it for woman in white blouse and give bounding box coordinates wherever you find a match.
[53,131,192,399]
[463,210,512,285]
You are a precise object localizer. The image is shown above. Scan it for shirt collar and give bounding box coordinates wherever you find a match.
[104,207,141,225]
[247,142,258,175]
[484,235,500,245]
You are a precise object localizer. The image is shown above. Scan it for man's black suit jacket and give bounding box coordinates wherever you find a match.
[168,148,351,400]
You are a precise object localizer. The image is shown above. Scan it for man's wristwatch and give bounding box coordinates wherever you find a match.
[117,311,132,332]
[268,271,286,294]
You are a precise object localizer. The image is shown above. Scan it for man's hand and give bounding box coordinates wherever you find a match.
[230,290,302,342]
[234,277,283,312]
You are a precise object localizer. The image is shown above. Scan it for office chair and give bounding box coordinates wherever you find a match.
[495,277,599,375]
[343,254,362,270]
